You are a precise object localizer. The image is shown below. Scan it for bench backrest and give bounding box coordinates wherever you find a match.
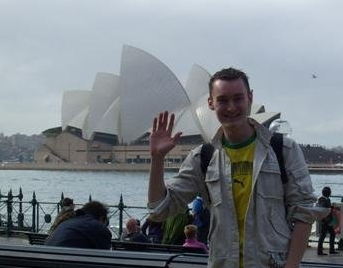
[111,240,207,254]
[0,244,208,268]
[25,233,207,254]
[8,240,343,268]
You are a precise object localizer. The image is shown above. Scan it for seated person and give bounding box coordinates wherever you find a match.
[141,216,163,243]
[122,218,150,243]
[45,201,111,249]
[49,197,75,234]
[120,218,140,240]
[182,224,208,254]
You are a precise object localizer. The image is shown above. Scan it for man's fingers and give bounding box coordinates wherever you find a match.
[156,111,171,131]
[162,111,168,130]
[167,113,175,134]
[152,117,157,133]
[172,132,183,143]
[158,112,164,130]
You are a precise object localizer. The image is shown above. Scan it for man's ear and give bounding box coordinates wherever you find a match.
[248,90,253,104]
[208,97,214,110]
[247,90,253,115]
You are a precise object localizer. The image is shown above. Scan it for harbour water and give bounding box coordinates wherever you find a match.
[0,170,342,205]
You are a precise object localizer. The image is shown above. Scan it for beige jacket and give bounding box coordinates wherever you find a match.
[148,119,328,268]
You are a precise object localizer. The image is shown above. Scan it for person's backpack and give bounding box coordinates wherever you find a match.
[200,132,288,184]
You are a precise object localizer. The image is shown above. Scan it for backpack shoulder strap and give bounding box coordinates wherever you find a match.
[200,143,215,174]
[270,133,288,184]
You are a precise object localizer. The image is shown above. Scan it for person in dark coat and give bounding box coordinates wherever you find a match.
[49,197,75,234]
[317,186,337,255]
[141,216,163,243]
[45,201,111,250]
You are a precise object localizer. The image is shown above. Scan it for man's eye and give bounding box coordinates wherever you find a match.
[234,96,244,102]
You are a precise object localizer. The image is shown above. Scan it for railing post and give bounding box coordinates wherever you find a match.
[118,194,124,237]
[58,192,65,213]
[0,189,2,227]
[31,192,37,232]
[36,200,40,233]
[18,187,24,230]
[6,189,13,236]
[338,238,343,250]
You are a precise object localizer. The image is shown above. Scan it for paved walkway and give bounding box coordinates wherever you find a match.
[0,236,28,246]
[1,236,343,265]
[304,246,343,265]
[304,242,343,265]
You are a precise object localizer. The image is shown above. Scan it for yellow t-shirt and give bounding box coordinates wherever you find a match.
[223,133,256,268]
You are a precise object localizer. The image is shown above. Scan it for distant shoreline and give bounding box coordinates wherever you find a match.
[1,162,343,174]
[0,162,178,172]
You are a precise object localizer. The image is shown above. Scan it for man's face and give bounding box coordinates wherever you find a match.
[208,78,253,130]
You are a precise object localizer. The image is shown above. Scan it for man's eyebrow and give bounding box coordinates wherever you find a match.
[216,93,245,98]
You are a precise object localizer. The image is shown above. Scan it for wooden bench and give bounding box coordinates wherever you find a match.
[25,232,207,254]
[0,244,208,268]
[111,240,207,254]
[13,236,343,268]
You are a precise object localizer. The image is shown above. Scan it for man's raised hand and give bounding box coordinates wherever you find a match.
[150,111,182,158]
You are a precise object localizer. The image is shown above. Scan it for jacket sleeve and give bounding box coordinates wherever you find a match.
[148,146,209,222]
[283,138,330,224]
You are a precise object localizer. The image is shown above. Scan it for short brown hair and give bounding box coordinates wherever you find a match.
[75,201,108,222]
[209,67,250,95]
[61,197,74,207]
[184,224,197,239]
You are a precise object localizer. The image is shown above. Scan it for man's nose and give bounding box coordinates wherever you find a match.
[225,100,236,111]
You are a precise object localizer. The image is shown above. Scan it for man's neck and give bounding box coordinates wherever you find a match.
[222,121,255,144]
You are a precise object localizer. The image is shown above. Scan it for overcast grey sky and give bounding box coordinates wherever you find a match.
[0,0,342,147]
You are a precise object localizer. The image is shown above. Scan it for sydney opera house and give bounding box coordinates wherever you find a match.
[34,45,281,167]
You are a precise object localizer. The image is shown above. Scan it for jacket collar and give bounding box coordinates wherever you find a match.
[211,117,272,148]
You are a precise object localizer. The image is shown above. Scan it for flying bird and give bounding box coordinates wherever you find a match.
[311,74,317,78]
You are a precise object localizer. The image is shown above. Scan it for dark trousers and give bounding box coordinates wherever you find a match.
[317,223,336,253]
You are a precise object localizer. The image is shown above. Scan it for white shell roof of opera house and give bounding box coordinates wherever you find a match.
[60,45,280,143]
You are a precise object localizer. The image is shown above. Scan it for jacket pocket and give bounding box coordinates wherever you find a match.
[205,176,222,207]
[256,162,283,199]
[269,205,291,240]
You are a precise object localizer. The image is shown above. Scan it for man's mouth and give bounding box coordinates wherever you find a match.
[223,113,240,119]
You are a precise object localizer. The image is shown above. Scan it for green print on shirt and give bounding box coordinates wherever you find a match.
[233,177,246,187]
[231,161,253,176]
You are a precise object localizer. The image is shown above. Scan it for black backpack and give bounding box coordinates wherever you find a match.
[200,132,288,184]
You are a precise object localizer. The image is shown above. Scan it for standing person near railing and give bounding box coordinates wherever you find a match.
[317,186,338,255]
[147,67,328,268]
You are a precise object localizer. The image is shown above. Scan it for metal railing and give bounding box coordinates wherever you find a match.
[0,188,148,239]
[1,188,343,249]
